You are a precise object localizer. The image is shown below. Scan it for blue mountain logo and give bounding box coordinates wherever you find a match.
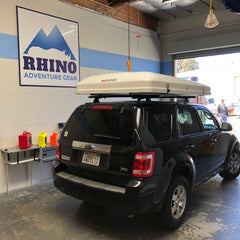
[24,25,76,61]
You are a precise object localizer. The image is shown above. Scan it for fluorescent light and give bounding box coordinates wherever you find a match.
[162,0,180,3]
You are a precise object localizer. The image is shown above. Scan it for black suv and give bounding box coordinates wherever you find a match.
[53,96,240,229]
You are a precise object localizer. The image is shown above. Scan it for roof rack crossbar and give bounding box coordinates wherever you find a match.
[89,93,196,98]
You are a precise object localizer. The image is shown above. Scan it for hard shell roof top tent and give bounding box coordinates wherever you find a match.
[76,72,211,102]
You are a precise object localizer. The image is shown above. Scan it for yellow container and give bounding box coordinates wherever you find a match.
[38,131,47,148]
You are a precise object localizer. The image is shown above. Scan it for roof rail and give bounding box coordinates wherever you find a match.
[89,93,196,103]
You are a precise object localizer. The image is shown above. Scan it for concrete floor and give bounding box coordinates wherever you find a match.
[0,175,240,240]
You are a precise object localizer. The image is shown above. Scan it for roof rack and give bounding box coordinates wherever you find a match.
[89,93,196,103]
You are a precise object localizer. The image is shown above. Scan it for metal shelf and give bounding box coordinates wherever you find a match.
[1,144,56,193]
[7,158,41,165]
[1,145,40,154]
[42,156,56,162]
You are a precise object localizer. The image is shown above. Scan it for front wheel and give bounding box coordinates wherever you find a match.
[161,175,189,229]
[219,148,240,180]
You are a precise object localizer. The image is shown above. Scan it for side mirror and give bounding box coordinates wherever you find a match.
[221,122,232,131]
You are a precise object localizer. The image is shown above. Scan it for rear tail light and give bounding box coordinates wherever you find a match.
[132,152,155,177]
[56,143,61,160]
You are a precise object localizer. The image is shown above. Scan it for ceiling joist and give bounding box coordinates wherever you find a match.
[60,0,158,31]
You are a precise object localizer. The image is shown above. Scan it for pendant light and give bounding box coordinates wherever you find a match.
[205,0,219,28]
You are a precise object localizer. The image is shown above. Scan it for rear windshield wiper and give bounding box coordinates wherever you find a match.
[93,134,121,140]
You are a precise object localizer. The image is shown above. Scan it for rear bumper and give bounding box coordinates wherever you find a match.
[52,162,162,214]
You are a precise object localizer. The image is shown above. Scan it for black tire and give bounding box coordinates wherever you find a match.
[161,175,189,229]
[219,147,240,180]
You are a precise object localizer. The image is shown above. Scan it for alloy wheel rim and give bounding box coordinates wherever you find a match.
[228,152,240,174]
[171,185,186,220]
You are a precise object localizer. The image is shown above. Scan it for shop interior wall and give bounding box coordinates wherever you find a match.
[159,10,240,75]
[0,0,161,193]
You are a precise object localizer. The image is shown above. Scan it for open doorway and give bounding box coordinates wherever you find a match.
[174,52,240,136]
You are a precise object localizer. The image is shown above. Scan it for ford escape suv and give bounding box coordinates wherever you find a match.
[52,72,240,229]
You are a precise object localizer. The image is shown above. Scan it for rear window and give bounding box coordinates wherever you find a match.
[63,106,135,146]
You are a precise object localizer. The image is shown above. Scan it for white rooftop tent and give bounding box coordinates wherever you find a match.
[76,72,211,96]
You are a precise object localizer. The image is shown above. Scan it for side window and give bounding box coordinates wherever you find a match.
[197,108,219,131]
[147,108,171,142]
[177,108,202,135]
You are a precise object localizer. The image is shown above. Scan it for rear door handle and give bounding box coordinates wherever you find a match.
[210,138,217,143]
[184,144,195,152]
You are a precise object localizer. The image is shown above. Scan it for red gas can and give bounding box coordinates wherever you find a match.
[19,131,32,149]
[50,132,59,146]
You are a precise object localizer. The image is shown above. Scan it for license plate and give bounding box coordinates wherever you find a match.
[82,152,100,166]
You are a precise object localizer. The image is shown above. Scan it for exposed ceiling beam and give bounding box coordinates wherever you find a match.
[60,0,158,31]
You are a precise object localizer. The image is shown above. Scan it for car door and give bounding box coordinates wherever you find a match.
[196,107,229,173]
[177,106,211,181]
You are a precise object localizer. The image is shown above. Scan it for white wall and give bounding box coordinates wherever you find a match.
[0,0,161,193]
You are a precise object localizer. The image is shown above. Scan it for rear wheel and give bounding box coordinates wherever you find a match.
[220,148,240,180]
[161,175,189,229]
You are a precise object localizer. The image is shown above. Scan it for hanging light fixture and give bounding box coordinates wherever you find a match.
[205,0,219,28]
[162,0,180,3]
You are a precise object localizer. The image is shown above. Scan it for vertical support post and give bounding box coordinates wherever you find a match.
[28,161,32,186]
[6,152,9,194]
[40,147,43,188]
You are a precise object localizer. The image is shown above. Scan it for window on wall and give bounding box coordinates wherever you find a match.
[174,51,240,137]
